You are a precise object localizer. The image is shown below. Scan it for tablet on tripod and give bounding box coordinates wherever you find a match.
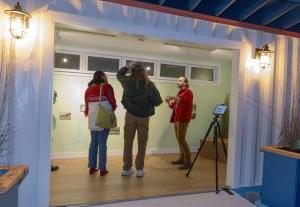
[213,104,227,115]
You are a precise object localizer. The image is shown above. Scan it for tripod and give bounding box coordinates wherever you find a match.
[186,114,227,194]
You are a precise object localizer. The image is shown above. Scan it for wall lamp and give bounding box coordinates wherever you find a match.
[255,44,272,70]
[4,2,31,39]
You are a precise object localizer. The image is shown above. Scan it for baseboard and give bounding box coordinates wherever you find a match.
[51,147,198,159]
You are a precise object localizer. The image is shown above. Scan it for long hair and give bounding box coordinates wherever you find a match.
[88,70,106,87]
[131,63,149,85]
[184,77,189,87]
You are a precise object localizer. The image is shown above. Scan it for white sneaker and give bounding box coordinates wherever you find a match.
[136,170,144,177]
[122,169,133,176]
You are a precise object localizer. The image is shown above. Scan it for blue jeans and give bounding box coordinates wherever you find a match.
[88,129,110,170]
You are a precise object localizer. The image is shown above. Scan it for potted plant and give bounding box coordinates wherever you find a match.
[260,93,300,207]
[0,32,28,207]
[278,97,300,153]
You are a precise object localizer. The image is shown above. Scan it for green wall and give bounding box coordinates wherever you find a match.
[51,61,231,156]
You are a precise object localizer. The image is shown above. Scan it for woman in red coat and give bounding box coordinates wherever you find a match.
[166,76,193,170]
[84,71,116,176]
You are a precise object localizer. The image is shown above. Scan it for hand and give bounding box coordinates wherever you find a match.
[127,61,137,70]
[165,96,171,102]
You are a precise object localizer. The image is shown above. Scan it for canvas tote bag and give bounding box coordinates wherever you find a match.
[95,83,117,129]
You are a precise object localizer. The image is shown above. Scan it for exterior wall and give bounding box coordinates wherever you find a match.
[1,0,299,207]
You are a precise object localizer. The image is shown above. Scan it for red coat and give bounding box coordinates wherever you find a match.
[169,87,193,123]
[84,83,117,116]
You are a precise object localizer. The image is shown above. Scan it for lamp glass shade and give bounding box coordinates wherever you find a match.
[259,51,271,70]
[4,2,31,39]
[10,13,28,39]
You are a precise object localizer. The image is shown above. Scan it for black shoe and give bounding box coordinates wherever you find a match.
[179,163,192,170]
[51,165,59,172]
[171,160,184,165]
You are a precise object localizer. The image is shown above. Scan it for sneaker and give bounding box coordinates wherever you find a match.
[136,170,144,177]
[171,160,184,165]
[100,169,109,176]
[122,169,133,176]
[89,168,98,175]
[179,163,192,170]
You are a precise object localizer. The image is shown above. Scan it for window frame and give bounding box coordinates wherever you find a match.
[157,61,188,81]
[188,64,221,85]
[122,57,157,78]
[54,50,83,73]
[85,53,122,75]
[54,50,222,86]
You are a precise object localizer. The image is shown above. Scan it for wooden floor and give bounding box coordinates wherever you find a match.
[50,154,227,207]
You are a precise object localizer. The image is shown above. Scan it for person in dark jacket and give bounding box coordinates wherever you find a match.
[117,62,162,177]
[166,76,193,170]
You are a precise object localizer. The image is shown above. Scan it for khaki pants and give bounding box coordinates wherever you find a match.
[123,112,149,170]
[174,121,191,164]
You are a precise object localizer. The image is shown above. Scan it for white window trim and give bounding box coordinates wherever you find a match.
[85,52,122,75]
[189,64,221,85]
[158,61,188,81]
[122,57,157,78]
[54,50,83,72]
[54,50,222,86]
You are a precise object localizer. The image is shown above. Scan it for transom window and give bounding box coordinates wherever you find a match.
[160,63,186,78]
[87,56,120,73]
[55,53,80,70]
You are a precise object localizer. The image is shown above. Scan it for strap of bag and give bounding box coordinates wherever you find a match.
[99,83,103,102]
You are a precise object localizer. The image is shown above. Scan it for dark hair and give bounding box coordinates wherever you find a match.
[88,70,106,87]
[131,63,149,85]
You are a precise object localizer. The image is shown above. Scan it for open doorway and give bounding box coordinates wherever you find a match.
[50,23,233,206]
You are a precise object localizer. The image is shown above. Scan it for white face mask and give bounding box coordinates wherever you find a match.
[177,77,185,88]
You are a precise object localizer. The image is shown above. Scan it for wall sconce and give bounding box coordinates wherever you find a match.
[255,44,272,70]
[4,2,31,39]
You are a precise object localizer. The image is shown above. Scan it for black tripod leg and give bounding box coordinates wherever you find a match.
[186,120,215,177]
[216,121,228,157]
[214,123,220,194]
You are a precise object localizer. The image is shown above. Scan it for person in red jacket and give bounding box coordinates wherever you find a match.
[166,76,193,170]
[84,71,117,176]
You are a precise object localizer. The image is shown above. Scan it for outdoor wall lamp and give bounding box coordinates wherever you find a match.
[255,44,272,70]
[4,2,31,39]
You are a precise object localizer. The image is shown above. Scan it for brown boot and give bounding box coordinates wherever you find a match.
[171,160,184,165]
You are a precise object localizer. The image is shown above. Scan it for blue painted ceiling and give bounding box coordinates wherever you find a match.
[137,0,300,34]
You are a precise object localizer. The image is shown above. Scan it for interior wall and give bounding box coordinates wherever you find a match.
[52,42,232,158]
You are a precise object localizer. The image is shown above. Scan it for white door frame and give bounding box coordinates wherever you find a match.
[41,10,243,205]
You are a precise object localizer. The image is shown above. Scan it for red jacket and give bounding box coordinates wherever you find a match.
[84,83,117,116]
[169,87,193,123]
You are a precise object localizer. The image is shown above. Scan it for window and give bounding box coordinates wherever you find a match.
[55,53,80,70]
[125,59,155,76]
[160,63,186,78]
[191,66,214,81]
[88,56,120,73]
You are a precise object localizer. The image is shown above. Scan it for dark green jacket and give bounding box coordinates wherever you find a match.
[117,67,163,118]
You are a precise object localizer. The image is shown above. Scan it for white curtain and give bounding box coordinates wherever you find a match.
[0,1,15,166]
[8,10,54,207]
[231,30,300,186]
[3,1,300,206]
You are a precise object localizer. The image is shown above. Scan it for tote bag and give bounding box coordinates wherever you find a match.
[95,83,117,129]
